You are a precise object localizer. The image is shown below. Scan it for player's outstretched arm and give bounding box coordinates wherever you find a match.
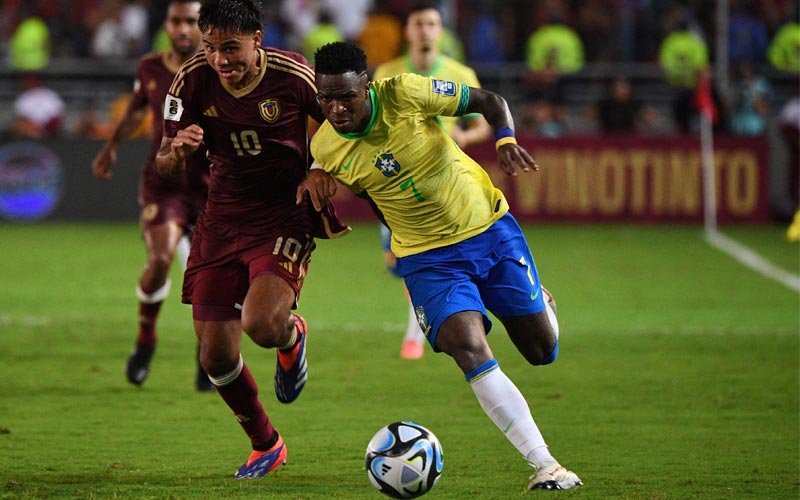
[91,94,148,180]
[156,124,203,178]
[297,166,338,211]
[464,87,539,176]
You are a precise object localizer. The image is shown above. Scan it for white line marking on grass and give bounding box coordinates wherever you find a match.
[705,229,800,293]
[0,315,51,326]
[624,325,799,336]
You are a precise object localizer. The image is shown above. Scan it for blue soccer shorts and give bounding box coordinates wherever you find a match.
[394,213,546,351]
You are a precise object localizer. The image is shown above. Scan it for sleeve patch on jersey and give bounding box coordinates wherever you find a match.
[431,79,457,96]
[164,94,184,121]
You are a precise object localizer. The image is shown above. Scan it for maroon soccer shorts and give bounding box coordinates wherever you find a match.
[139,195,201,232]
[182,223,315,321]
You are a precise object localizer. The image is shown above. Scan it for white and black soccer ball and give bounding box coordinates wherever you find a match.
[365,421,443,499]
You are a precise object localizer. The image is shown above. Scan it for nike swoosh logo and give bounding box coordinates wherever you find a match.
[530,288,540,301]
[343,156,354,171]
[503,418,516,434]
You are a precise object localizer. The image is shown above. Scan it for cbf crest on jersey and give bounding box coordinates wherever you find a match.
[259,99,280,123]
[374,152,401,177]
[431,79,456,96]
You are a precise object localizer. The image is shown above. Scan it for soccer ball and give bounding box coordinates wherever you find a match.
[365,421,443,499]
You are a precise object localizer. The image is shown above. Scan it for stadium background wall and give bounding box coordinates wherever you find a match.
[0,135,770,223]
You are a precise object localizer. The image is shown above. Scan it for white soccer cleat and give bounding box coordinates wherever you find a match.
[527,463,583,491]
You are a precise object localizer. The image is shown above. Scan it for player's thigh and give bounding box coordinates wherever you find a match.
[142,220,184,261]
[239,233,315,343]
[241,273,297,345]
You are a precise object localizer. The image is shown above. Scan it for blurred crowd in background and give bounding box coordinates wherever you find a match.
[0,0,798,142]
[2,0,797,67]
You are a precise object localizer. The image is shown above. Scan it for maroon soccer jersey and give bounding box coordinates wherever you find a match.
[134,52,209,206]
[164,47,325,235]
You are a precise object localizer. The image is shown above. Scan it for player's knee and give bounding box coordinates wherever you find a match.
[537,339,559,365]
[437,331,487,363]
[242,312,285,348]
[529,336,558,366]
[148,252,173,277]
[199,348,238,377]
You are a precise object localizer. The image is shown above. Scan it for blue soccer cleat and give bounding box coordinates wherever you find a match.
[234,435,287,479]
[274,314,308,403]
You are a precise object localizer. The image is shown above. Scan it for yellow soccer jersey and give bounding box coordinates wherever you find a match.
[311,73,508,257]
[372,54,482,135]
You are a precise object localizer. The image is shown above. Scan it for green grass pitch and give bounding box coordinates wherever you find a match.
[0,222,797,499]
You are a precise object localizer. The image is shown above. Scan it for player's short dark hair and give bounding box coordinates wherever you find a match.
[406,0,442,24]
[314,42,368,76]
[199,0,262,34]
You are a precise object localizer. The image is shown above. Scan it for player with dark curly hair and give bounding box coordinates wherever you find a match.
[301,41,582,492]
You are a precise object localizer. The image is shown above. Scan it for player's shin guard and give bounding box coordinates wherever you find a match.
[467,359,555,467]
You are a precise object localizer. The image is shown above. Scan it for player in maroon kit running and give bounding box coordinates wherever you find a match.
[92,0,213,391]
[156,0,348,478]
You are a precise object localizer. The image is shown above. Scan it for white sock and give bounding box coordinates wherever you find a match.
[136,279,171,303]
[467,360,556,468]
[176,234,191,270]
[403,300,425,343]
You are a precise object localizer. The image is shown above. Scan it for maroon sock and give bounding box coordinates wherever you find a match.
[136,301,162,348]
[216,363,276,450]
